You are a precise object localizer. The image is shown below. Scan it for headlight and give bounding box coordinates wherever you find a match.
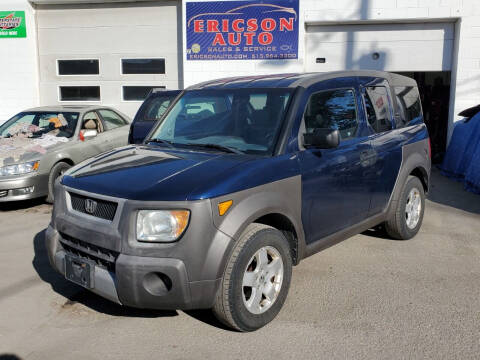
[137,210,190,242]
[0,161,39,176]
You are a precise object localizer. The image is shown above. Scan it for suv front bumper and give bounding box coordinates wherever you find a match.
[45,185,233,310]
[46,225,222,310]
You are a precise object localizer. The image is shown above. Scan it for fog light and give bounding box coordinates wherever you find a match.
[12,186,34,195]
[143,272,172,296]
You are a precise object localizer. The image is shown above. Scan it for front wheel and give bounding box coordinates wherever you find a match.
[385,175,426,240]
[46,161,71,203]
[213,223,292,332]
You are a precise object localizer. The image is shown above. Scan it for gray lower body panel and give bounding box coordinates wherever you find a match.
[46,225,220,310]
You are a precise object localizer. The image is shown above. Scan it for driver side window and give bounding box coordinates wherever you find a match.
[82,111,103,133]
[304,89,359,140]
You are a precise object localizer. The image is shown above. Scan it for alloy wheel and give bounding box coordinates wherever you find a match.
[242,246,284,315]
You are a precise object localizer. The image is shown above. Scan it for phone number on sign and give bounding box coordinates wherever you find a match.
[188,53,297,60]
[250,53,297,59]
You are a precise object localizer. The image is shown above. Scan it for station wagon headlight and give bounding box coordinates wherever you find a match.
[136,210,190,242]
[0,161,39,176]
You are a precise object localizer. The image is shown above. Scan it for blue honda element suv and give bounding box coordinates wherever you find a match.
[46,71,431,331]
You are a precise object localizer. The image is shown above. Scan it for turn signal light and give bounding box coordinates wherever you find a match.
[170,210,190,239]
[218,200,233,216]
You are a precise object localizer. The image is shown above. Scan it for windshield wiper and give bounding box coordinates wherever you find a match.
[145,138,175,148]
[183,143,243,154]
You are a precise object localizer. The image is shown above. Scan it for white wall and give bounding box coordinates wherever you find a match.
[36,0,181,119]
[2,0,479,132]
[183,0,480,140]
[0,0,39,124]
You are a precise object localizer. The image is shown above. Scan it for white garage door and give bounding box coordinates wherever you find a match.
[305,22,454,73]
[36,1,180,118]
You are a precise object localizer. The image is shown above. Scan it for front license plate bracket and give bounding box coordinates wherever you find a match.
[65,255,95,289]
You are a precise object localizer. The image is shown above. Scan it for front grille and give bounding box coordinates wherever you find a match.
[69,192,117,221]
[59,232,119,272]
[0,190,7,198]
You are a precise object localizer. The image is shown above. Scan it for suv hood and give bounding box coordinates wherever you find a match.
[62,145,252,201]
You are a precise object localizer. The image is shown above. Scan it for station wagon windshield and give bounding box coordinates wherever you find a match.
[0,111,80,138]
[149,89,293,155]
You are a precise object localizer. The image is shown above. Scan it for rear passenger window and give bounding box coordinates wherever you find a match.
[363,86,393,133]
[98,109,127,130]
[394,86,423,128]
[304,89,358,140]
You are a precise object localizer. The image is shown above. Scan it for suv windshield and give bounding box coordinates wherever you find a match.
[149,89,293,155]
[0,111,80,138]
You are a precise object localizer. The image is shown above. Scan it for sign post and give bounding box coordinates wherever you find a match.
[186,0,299,61]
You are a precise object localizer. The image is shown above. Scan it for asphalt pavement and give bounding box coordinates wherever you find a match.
[0,169,479,360]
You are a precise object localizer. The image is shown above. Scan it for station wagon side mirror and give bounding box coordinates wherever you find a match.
[80,129,98,141]
[303,129,340,149]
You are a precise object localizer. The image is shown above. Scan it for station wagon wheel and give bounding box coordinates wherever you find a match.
[213,223,292,332]
[385,175,425,240]
[46,161,71,203]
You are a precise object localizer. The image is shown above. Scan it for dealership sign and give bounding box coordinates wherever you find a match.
[186,0,298,60]
[0,11,26,38]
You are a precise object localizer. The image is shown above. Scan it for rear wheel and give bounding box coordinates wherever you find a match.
[213,223,292,332]
[385,176,425,240]
[46,161,71,203]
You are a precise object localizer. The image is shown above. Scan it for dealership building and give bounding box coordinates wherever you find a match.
[2,0,480,152]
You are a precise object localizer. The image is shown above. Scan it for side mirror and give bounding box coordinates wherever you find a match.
[303,128,340,149]
[80,129,98,141]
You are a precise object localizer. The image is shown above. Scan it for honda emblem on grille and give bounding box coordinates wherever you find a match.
[84,199,97,214]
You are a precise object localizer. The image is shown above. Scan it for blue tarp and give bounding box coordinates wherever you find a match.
[440,111,480,194]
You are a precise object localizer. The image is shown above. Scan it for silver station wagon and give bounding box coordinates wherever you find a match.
[0,105,130,202]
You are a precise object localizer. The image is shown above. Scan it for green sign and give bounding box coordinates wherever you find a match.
[0,11,26,38]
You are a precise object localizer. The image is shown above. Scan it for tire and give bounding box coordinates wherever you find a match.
[213,223,292,332]
[385,175,425,240]
[46,161,71,203]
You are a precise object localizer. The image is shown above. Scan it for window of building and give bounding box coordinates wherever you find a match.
[121,59,165,75]
[363,86,393,133]
[123,86,164,101]
[59,86,100,101]
[98,109,128,130]
[394,86,423,128]
[304,89,359,140]
[58,59,99,75]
